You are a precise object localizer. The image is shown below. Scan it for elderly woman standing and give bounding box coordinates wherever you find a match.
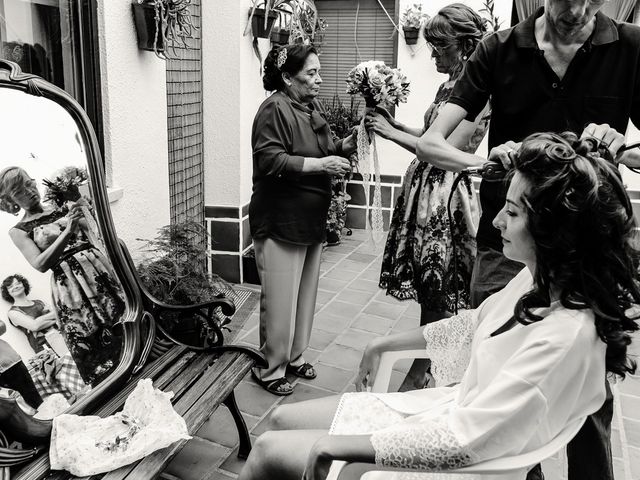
[250,45,356,396]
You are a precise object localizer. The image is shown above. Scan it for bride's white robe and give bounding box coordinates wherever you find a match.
[327,268,607,480]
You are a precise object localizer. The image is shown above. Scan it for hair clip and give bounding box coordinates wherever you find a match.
[276,47,287,70]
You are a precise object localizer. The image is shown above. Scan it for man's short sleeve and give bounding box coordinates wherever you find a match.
[449,36,495,122]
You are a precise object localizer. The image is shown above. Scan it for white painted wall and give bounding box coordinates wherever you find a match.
[203,0,266,209]
[97,0,171,256]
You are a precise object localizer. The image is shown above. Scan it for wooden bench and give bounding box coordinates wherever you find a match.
[12,243,266,480]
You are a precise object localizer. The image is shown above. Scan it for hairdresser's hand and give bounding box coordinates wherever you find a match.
[322,156,351,176]
[581,123,625,158]
[302,436,334,480]
[488,141,521,170]
[364,112,396,140]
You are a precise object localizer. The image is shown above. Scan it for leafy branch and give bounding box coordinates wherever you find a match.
[479,0,502,33]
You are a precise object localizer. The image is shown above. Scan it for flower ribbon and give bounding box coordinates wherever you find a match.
[357,115,384,244]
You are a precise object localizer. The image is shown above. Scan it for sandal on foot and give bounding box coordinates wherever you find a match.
[286,362,317,379]
[251,371,294,396]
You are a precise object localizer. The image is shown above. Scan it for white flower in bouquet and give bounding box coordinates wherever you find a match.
[345,60,410,108]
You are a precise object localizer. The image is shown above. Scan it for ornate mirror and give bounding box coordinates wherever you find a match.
[0,60,142,473]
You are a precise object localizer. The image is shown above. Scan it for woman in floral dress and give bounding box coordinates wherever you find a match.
[0,166,125,386]
[365,4,489,389]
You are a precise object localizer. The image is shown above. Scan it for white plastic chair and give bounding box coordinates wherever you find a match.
[327,349,579,479]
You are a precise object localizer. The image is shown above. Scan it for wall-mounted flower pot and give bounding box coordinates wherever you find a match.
[403,26,420,45]
[251,8,278,38]
[270,28,290,46]
[312,33,325,54]
[132,2,164,52]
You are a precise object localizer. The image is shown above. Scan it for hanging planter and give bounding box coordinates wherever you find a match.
[132,2,165,53]
[400,3,427,46]
[270,27,291,45]
[250,8,278,38]
[402,26,420,45]
[131,0,198,59]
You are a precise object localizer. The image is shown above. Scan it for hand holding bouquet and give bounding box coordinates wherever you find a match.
[43,166,104,251]
[43,166,89,207]
[345,61,410,242]
[346,60,410,109]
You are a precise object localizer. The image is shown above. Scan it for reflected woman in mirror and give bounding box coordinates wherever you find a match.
[0,166,125,386]
[2,274,59,354]
[0,320,42,410]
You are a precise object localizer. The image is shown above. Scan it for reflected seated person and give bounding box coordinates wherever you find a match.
[0,320,42,411]
[3,274,64,355]
[238,132,639,480]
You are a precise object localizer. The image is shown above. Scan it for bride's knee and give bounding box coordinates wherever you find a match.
[268,404,295,430]
[250,431,279,463]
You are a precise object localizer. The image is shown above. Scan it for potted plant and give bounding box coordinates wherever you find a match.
[270,26,291,45]
[245,0,317,63]
[480,0,502,32]
[321,94,361,245]
[246,0,299,39]
[270,12,292,45]
[288,2,323,49]
[136,220,231,306]
[132,0,197,59]
[400,3,427,45]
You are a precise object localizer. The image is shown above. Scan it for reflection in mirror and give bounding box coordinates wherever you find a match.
[0,88,125,423]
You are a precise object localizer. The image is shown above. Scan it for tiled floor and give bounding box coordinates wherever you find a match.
[164,229,640,480]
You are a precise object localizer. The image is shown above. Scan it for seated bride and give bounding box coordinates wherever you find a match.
[237,131,639,480]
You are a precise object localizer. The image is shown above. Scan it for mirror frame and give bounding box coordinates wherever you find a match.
[0,60,144,477]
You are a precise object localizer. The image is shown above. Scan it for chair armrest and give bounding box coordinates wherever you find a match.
[371,349,429,393]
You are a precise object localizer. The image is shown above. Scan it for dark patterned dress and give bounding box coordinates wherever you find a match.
[379,80,489,312]
[12,209,125,385]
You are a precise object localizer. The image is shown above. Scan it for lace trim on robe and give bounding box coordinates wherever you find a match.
[423,309,475,386]
[370,420,480,471]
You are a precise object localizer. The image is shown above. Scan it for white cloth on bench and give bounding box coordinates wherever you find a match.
[50,378,190,476]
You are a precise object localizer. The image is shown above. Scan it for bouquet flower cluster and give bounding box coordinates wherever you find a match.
[43,166,105,252]
[346,61,410,108]
[43,166,89,207]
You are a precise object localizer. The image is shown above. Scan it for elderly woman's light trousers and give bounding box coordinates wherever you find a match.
[253,237,322,382]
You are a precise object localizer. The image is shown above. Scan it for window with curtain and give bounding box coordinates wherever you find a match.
[0,0,103,151]
[315,0,397,105]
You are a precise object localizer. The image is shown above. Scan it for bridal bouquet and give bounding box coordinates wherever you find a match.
[346,61,410,241]
[43,166,89,207]
[43,166,103,251]
[346,60,410,108]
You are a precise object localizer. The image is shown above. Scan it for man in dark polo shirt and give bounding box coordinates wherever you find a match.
[417,1,640,479]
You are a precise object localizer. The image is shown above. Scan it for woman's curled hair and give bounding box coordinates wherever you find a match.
[512,131,640,378]
[0,166,27,215]
[1,274,31,303]
[262,44,317,92]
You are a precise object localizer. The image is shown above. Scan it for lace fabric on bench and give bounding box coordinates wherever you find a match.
[49,378,190,476]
